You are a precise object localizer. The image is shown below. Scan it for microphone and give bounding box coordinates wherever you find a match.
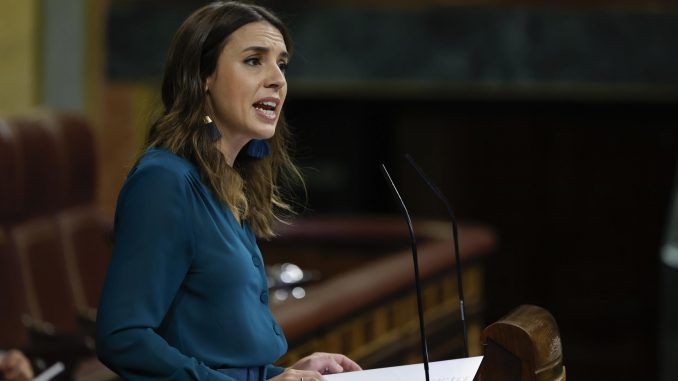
[379,164,430,381]
[404,154,469,358]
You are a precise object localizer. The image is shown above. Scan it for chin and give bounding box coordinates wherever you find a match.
[252,125,277,140]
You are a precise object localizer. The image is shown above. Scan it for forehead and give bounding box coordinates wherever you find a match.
[225,21,287,53]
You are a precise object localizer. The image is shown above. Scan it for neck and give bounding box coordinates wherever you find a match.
[213,124,249,167]
[216,139,237,167]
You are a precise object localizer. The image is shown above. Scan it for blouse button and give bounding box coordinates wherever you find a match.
[260,291,268,304]
[273,323,282,335]
[252,256,261,267]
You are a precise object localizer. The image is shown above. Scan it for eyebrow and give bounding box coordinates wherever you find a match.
[242,46,289,60]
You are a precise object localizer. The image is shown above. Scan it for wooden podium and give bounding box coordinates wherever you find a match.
[475,304,566,381]
[323,304,566,381]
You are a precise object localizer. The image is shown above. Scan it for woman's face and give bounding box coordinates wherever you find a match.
[205,21,288,144]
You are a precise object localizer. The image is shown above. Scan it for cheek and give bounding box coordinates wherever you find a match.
[281,86,288,101]
[230,81,257,109]
[213,66,261,115]
[216,83,246,112]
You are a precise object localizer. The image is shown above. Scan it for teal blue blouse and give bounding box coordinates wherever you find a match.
[96,148,287,381]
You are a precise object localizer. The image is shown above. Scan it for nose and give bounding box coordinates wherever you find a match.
[264,63,286,90]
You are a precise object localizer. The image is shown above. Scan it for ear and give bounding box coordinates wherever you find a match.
[205,75,213,92]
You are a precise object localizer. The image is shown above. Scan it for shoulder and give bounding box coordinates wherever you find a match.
[132,147,197,179]
[119,147,198,202]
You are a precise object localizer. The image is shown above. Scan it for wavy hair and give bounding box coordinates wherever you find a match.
[145,1,302,238]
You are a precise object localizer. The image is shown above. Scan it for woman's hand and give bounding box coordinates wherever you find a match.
[268,368,325,381]
[290,352,362,375]
[0,350,34,381]
[269,353,361,381]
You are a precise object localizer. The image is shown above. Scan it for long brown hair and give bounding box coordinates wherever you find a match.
[146,1,302,238]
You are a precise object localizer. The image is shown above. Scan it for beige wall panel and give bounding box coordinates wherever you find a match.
[84,0,108,127]
[0,0,39,114]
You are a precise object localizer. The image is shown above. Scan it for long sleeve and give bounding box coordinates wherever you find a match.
[265,365,285,379]
[95,164,236,381]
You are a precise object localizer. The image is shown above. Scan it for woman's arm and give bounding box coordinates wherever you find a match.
[95,165,236,381]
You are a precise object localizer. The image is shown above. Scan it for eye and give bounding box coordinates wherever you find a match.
[278,61,289,73]
[244,57,261,66]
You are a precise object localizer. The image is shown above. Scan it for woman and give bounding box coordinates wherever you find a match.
[95,2,361,381]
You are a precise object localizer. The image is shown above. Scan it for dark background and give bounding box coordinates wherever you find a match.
[284,97,677,380]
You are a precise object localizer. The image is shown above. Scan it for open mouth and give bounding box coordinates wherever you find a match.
[252,100,278,119]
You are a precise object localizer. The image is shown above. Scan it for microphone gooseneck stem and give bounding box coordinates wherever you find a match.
[405,154,469,358]
[380,164,430,381]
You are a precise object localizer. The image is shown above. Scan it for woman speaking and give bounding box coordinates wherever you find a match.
[95,2,361,381]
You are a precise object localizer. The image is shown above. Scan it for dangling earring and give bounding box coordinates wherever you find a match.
[245,139,271,158]
[204,115,221,142]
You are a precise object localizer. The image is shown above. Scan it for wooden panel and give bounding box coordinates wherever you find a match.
[98,83,157,217]
[266,216,495,368]
[276,266,485,368]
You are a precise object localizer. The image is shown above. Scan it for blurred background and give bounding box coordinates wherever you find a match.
[1,0,678,380]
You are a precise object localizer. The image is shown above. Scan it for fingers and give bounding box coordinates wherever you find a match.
[273,368,325,381]
[0,351,9,370]
[299,369,324,381]
[305,353,342,374]
[310,352,361,373]
[0,351,22,375]
[288,352,362,375]
[0,350,33,381]
[324,357,343,374]
[333,354,362,372]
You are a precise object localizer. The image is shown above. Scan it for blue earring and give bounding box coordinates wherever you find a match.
[204,115,221,141]
[245,139,271,158]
